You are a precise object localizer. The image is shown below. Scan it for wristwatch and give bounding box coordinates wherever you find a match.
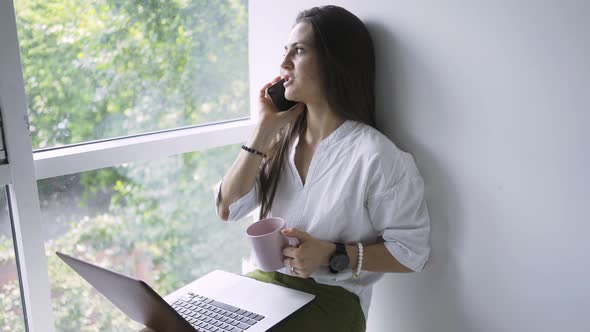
[329,243,349,273]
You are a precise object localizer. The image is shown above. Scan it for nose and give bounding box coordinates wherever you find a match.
[280,52,293,71]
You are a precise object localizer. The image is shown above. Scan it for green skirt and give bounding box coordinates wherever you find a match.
[245,270,366,332]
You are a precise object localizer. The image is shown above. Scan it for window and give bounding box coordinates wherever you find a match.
[0,0,252,331]
[41,145,251,330]
[15,0,249,149]
[0,189,26,332]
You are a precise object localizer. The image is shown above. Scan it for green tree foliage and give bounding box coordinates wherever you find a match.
[19,0,248,148]
[1,0,251,331]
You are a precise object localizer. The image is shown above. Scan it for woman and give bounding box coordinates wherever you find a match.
[215,5,430,332]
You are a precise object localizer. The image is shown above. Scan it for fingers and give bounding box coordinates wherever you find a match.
[269,75,283,84]
[283,257,295,268]
[283,257,301,276]
[282,246,296,258]
[283,247,299,273]
[281,228,311,241]
[259,76,282,99]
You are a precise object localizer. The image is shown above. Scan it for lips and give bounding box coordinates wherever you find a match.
[283,75,294,88]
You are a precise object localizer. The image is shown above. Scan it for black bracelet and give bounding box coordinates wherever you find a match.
[241,145,267,158]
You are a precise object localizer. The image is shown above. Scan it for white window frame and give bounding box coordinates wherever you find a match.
[0,1,254,331]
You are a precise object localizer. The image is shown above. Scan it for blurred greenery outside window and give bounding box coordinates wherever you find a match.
[0,189,26,332]
[17,0,249,150]
[1,0,251,331]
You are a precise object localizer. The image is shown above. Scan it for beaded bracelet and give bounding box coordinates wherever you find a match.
[352,242,363,279]
[241,145,267,158]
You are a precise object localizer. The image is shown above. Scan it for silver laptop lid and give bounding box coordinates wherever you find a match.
[56,251,195,332]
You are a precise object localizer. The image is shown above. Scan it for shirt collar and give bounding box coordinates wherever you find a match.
[320,119,356,148]
[289,120,356,165]
[295,119,356,150]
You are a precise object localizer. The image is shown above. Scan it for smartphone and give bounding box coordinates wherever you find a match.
[267,79,298,112]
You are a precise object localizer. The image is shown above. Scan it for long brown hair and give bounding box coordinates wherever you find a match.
[257,6,376,219]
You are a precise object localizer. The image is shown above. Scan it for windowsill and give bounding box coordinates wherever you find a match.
[33,119,255,180]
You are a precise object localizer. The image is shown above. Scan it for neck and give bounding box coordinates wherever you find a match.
[302,101,346,146]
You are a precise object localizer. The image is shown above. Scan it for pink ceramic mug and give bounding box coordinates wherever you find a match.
[246,217,299,272]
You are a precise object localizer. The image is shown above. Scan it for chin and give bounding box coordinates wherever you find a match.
[285,89,300,102]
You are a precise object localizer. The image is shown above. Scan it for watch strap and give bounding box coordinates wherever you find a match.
[329,243,348,273]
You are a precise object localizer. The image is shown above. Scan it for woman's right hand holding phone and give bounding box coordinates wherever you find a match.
[257,76,305,136]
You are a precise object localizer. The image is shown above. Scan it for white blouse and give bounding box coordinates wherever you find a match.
[214,119,431,319]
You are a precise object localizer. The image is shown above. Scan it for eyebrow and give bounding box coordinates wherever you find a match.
[283,42,310,50]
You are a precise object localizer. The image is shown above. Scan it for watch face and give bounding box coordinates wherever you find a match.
[330,254,349,272]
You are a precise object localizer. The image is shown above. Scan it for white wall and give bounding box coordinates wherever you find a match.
[249,1,590,331]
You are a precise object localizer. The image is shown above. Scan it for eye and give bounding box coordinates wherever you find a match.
[295,47,303,54]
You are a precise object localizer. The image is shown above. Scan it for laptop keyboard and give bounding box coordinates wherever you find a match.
[172,292,265,332]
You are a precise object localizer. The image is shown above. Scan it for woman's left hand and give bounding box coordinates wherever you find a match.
[282,228,335,278]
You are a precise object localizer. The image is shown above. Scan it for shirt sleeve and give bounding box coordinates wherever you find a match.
[366,152,431,272]
[214,174,261,221]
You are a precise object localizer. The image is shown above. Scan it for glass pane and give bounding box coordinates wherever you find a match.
[0,188,27,332]
[40,145,252,331]
[16,0,249,150]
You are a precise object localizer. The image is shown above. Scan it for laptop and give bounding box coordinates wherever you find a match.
[56,251,315,332]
